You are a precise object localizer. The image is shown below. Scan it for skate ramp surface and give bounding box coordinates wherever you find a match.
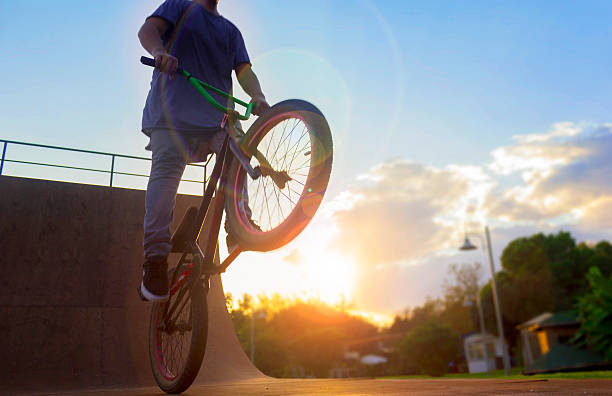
[0,176,262,394]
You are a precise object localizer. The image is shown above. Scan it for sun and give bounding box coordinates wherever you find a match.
[221,217,357,308]
[296,249,355,304]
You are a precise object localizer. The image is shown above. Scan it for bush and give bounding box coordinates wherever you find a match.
[398,321,458,376]
[572,266,612,359]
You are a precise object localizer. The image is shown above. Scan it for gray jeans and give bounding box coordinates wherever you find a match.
[143,128,227,258]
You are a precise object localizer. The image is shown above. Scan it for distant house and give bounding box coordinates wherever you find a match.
[516,311,610,374]
[337,333,402,377]
[517,312,560,367]
[463,332,503,373]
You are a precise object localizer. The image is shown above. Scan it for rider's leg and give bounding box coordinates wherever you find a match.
[143,129,190,259]
[141,129,190,301]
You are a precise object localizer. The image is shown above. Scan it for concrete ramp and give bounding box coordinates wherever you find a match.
[0,176,262,394]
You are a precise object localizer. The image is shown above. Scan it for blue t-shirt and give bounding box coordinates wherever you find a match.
[141,0,250,135]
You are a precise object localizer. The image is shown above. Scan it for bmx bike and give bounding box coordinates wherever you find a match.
[140,56,333,393]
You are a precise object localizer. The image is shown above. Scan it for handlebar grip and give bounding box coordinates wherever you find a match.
[140,56,155,68]
[140,56,184,75]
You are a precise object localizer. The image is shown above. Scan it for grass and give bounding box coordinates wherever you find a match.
[380,368,612,380]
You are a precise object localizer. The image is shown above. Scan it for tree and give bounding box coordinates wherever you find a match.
[252,328,290,377]
[228,294,379,377]
[442,262,482,305]
[389,298,443,334]
[398,321,458,376]
[271,302,347,377]
[483,231,612,361]
[500,233,550,275]
[227,293,256,353]
[500,231,612,313]
[572,266,612,360]
[440,263,482,335]
[578,241,612,279]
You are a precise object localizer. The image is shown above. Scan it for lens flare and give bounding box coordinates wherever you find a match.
[358,0,406,157]
[250,47,352,146]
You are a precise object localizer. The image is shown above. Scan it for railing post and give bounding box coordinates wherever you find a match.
[0,141,7,176]
[110,155,115,187]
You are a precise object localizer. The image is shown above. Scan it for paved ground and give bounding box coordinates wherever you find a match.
[27,378,612,396]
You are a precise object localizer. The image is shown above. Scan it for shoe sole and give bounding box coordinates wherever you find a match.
[140,282,169,302]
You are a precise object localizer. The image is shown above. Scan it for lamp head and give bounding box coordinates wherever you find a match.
[459,237,477,251]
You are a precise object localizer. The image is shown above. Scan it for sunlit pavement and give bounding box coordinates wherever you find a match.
[36,378,612,395]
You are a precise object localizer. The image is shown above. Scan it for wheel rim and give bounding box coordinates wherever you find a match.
[234,113,312,234]
[154,297,193,381]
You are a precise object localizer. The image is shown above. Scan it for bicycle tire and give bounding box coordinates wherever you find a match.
[149,276,208,394]
[226,99,333,252]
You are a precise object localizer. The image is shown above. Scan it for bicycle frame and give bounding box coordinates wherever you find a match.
[168,136,243,289]
[158,135,247,330]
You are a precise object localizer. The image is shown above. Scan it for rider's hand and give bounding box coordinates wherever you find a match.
[152,49,179,80]
[251,95,270,116]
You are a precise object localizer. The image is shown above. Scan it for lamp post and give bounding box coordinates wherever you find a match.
[250,309,267,363]
[250,309,255,362]
[460,225,511,376]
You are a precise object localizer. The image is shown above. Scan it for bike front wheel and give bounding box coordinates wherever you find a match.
[149,276,208,394]
[226,99,333,252]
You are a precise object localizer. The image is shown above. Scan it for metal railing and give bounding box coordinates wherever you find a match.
[0,139,211,191]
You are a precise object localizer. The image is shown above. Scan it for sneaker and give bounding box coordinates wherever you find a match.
[226,219,262,252]
[140,256,169,302]
[226,232,239,252]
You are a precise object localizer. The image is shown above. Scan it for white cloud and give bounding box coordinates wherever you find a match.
[487,123,612,224]
[512,121,584,144]
[322,122,612,314]
[330,160,494,268]
[580,197,612,231]
[322,160,496,313]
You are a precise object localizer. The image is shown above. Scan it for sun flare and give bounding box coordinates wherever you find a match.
[296,249,355,304]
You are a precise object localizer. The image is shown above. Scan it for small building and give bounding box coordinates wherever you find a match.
[463,332,503,373]
[516,312,579,368]
[516,311,610,374]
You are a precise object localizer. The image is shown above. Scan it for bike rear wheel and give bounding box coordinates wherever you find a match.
[226,99,333,252]
[149,274,208,394]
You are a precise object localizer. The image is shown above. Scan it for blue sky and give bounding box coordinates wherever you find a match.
[3,1,610,176]
[2,1,611,319]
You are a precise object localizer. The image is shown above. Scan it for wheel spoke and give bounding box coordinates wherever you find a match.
[290,178,305,187]
[242,115,318,232]
[268,118,296,167]
[154,291,193,381]
[278,187,297,205]
[277,125,309,171]
[289,159,311,172]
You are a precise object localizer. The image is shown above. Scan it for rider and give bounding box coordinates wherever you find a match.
[138,0,270,302]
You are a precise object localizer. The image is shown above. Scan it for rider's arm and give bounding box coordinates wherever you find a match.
[138,17,178,77]
[236,63,270,115]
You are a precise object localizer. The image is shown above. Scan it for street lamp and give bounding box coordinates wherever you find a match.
[459,226,511,376]
[250,309,267,363]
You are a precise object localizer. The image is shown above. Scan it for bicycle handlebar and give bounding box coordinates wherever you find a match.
[140,56,253,120]
[140,55,185,75]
